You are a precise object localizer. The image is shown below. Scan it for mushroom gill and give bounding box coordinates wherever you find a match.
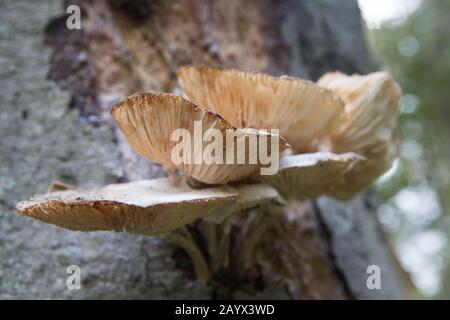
[177,66,344,153]
[112,92,288,185]
[317,71,402,194]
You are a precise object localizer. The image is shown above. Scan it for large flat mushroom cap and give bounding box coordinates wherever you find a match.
[17,177,238,236]
[260,152,366,200]
[318,71,401,192]
[177,66,344,152]
[112,93,287,184]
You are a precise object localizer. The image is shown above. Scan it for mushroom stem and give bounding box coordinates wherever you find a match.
[204,221,219,272]
[218,226,231,269]
[241,208,269,269]
[167,228,211,283]
[217,213,235,269]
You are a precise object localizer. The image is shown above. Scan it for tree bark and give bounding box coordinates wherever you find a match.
[0,0,409,299]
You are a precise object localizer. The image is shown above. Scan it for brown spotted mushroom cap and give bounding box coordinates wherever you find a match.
[17,177,238,236]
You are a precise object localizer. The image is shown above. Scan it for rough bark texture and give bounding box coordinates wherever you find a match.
[0,0,407,299]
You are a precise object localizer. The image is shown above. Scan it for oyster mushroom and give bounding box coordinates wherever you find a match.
[17,177,238,236]
[17,177,282,282]
[317,71,401,194]
[177,66,344,152]
[112,93,288,185]
[260,152,366,200]
[178,66,401,198]
[16,66,402,284]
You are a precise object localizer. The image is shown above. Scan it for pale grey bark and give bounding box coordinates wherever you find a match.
[0,0,209,299]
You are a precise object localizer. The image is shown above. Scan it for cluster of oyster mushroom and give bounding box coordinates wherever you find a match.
[17,66,401,281]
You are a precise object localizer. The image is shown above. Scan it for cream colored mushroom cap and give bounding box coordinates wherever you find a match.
[17,177,239,236]
[112,93,288,184]
[177,66,344,152]
[317,71,401,154]
[260,152,366,200]
[318,71,401,193]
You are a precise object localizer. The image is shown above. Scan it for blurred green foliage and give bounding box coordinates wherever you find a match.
[367,0,450,298]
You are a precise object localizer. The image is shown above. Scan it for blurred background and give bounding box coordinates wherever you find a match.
[358,0,450,298]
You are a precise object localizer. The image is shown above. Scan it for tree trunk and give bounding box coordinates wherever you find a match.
[0,0,409,299]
